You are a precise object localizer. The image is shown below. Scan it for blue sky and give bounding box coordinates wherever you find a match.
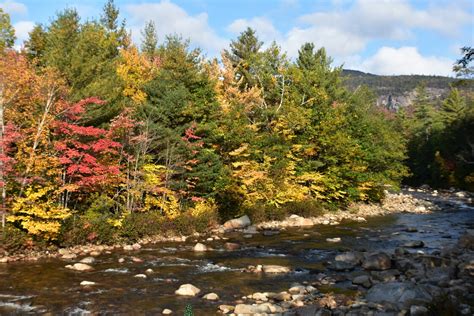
[1,0,473,76]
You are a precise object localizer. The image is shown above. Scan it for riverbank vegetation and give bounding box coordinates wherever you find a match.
[0,2,472,251]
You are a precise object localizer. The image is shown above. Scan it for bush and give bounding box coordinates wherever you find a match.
[119,211,163,241]
[59,214,118,246]
[282,199,326,218]
[0,224,30,253]
[245,204,288,223]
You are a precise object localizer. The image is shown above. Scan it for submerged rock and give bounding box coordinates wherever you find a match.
[79,257,96,264]
[175,284,201,296]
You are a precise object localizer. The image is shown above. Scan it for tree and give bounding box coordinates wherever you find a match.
[141,20,158,58]
[453,46,473,78]
[223,27,263,90]
[0,8,15,51]
[24,24,47,63]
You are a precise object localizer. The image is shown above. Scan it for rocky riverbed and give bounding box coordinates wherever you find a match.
[0,188,473,315]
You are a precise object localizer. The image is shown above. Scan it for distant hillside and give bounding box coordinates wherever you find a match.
[341,69,472,108]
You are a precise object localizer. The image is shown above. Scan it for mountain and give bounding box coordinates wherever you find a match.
[341,69,472,108]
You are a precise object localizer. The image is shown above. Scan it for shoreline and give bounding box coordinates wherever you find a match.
[0,190,443,264]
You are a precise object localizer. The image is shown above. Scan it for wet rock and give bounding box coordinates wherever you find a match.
[175,284,201,296]
[362,252,392,270]
[328,261,356,271]
[405,227,418,233]
[65,263,94,271]
[118,258,125,263]
[89,251,101,257]
[403,241,424,248]
[371,269,400,282]
[335,251,363,265]
[352,275,372,288]
[134,274,147,278]
[222,215,251,230]
[79,257,96,264]
[262,265,291,274]
[326,237,341,243]
[366,281,432,309]
[80,281,96,286]
[224,242,240,251]
[203,292,219,301]
[193,243,207,252]
[394,247,409,256]
[410,305,429,315]
[131,256,143,263]
[218,305,234,313]
[162,308,173,314]
[145,268,154,274]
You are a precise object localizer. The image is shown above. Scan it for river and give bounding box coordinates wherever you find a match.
[1,190,473,315]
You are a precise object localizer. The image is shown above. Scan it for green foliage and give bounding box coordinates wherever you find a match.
[184,304,193,316]
[0,8,15,51]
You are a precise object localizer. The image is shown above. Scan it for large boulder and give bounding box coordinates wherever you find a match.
[362,252,392,270]
[366,281,432,309]
[175,284,201,296]
[222,215,251,230]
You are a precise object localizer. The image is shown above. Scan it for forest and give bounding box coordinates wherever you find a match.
[0,1,472,249]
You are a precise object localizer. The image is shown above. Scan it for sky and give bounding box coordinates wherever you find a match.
[1,0,473,76]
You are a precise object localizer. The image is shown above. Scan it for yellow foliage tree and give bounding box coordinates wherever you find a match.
[8,186,71,240]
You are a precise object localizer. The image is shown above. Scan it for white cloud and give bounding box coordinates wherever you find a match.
[281,0,473,58]
[351,46,454,76]
[0,0,27,15]
[13,20,34,43]
[125,1,227,56]
[227,17,281,44]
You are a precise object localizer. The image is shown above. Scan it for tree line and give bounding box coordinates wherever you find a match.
[0,2,471,247]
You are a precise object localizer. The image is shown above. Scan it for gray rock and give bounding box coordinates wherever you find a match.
[366,281,432,309]
[362,252,392,270]
[329,260,356,271]
[79,257,95,264]
[65,263,94,271]
[410,305,429,316]
[403,241,424,248]
[234,303,271,314]
[222,215,251,230]
[352,275,372,288]
[335,252,363,265]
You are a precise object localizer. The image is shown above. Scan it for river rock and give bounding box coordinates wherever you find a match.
[203,293,219,301]
[366,281,432,309]
[362,252,392,270]
[80,281,96,286]
[222,215,251,230]
[326,237,341,243]
[224,242,240,251]
[66,263,94,271]
[262,265,291,274]
[218,305,234,313]
[175,284,201,296]
[403,241,425,248]
[80,257,96,264]
[335,252,363,265]
[252,292,268,301]
[410,305,429,315]
[162,309,172,314]
[234,303,282,314]
[328,260,356,271]
[193,243,207,252]
[352,275,372,288]
[134,274,147,278]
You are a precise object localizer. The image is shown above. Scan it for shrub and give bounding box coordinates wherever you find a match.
[0,224,30,253]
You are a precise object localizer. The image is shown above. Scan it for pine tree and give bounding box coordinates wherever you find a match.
[141,20,158,58]
[0,8,15,51]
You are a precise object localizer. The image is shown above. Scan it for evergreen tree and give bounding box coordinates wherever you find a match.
[24,24,47,63]
[0,8,15,51]
[141,20,158,58]
[223,27,263,90]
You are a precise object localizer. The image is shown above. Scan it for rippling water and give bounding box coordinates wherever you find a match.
[1,191,472,315]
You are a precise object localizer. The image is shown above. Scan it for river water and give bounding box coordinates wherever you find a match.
[1,191,473,315]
